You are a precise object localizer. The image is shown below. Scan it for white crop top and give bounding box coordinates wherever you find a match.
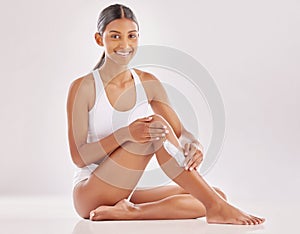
[88,68,153,157]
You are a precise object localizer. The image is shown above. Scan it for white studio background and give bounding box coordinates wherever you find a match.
[0,0,299,205]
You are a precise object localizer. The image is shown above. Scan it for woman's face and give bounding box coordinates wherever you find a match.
[100,18,139,66]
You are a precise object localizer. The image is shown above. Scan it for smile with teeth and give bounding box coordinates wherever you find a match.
[115,51,132,57]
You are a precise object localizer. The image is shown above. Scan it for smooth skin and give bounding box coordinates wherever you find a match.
[67,17,265,225]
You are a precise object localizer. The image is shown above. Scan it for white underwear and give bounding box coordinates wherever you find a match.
[72,163,98,188]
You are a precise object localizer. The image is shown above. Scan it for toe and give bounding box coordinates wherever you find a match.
[250,218,258,225]
[251,216,260,224]
[89,211,96,221]
[241,219,250,225]
[251,215,265,224]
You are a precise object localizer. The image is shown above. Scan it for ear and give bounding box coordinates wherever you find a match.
[95,32,104,46]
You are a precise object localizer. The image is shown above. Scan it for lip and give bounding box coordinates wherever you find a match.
[115,50,133,57]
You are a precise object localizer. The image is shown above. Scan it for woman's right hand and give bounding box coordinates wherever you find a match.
[126,116,169,143]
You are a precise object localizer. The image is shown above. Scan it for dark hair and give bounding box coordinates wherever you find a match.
[93,4,139,70]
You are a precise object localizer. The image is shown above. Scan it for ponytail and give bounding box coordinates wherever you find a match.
[93,52,105,70]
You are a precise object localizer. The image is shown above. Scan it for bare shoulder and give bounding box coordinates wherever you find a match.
[132,68,166,101]
[69,73,94,94]
[67,72,95,109]
[133,68,160,83]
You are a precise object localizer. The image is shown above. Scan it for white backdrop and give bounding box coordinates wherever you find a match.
[0,0,299,204]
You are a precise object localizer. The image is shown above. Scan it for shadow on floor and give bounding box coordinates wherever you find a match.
[72,218,265,234]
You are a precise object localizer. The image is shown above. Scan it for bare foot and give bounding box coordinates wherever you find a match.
[206,201,265,225]
[89,199,137,221]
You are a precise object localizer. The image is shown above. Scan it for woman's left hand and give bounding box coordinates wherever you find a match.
[183,142,204,171]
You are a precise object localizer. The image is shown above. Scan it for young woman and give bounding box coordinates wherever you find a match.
[67,4,265,225]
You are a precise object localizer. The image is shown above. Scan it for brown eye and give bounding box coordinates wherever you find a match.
[129,34,137,39]
[111,34,120,39]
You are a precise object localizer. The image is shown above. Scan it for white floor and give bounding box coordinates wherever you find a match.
[0,196,296,234]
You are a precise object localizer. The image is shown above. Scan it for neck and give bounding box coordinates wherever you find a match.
[99,58,130,84]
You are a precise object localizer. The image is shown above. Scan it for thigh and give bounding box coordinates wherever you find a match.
[130,184,188,204]
[73,141,154,218]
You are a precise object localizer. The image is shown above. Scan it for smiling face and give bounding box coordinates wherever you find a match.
[96,18,139,66]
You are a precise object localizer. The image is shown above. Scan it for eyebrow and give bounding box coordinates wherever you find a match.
[108,30,138,34]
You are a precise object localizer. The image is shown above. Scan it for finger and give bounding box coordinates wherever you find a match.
[190,149,203,164]
[189,159,202,171]
[148,135,164,141]
[149,135,166,141]
[149,121,167,129]
[186,155,196,169]
[197,143,204,153]
[185,147,197,167]
[148,128,168,134]
[190,142,204,156]
[188,153,202,171]
[189,145,197,155]
[140,116,153,122]
[184,143,190,157]
[184,154,192,169]
[184,155,194,170]
[147,130,169,141]
[196,151,204,163]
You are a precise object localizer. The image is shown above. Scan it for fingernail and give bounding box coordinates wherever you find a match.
[184,152,188,156]
[165,129,169,134]
[156,137,160,140]
[163,125,167,129]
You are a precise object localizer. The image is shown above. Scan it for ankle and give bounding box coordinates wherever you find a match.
[206,199,224,212]
[131,204,141,219]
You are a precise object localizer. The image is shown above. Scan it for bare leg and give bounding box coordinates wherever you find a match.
[150,115,265,225]
[73,141,154,218]
[90,185,227,220]
[130,185,226,203]
[91,194,205,220]
[76,114,264,224]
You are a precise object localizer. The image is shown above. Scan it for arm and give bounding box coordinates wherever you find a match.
[140,72,182,138]
[67,76,128,168]
[140,71,203,169]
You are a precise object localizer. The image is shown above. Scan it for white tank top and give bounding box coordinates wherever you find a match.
[73,68,153,188]
[88,68,153,144]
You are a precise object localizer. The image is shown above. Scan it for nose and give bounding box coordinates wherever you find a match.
[119,37,130,49]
